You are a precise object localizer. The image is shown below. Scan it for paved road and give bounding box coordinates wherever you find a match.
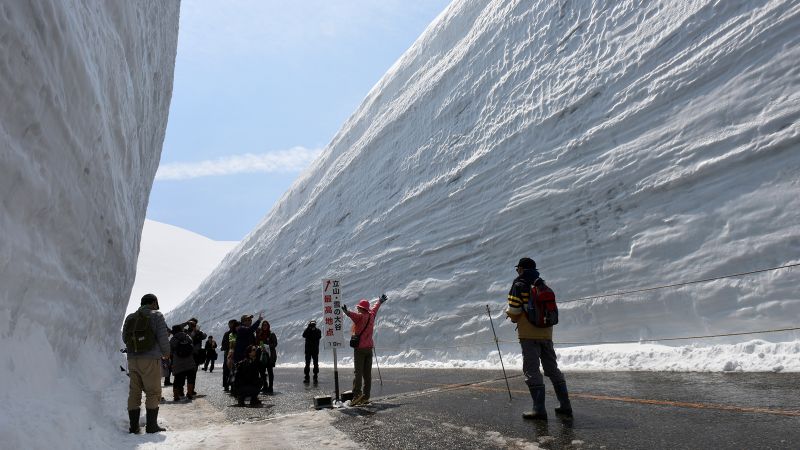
[188,366,799,449]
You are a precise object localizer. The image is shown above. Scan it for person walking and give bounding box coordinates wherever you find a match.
[256,321,278,394]
[302,320,322,383]
[203,335,218,372]
[506,257,572,420]
[220,320,238,391]
[343,294,387,406]
[122,293,169,434]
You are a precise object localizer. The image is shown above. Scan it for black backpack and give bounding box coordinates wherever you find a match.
[175,336,194,358]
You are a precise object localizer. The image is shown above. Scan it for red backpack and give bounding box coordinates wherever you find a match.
[526,278,558,327]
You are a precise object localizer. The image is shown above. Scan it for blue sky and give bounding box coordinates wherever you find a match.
[147,0,452,241]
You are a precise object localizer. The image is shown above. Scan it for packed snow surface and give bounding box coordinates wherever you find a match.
[171,0,800,370]
[126,219,238,316]
[0,1,179,448]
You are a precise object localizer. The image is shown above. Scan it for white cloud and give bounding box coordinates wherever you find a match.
[155,147,322,180]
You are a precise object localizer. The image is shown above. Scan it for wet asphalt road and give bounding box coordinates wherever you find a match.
[187,366,799,449]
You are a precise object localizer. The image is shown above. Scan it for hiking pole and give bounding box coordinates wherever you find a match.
[486,304,512,401]
[373,347,383,386]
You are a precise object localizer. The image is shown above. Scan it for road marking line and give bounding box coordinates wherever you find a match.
[380,378,800,417]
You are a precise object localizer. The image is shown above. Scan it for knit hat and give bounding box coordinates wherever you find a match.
[357,299,370,310]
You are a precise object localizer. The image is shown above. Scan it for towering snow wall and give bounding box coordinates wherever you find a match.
[170,0,800,366]
[0,1,179,447]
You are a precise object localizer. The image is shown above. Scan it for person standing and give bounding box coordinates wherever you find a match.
[203,335,218,372]
[256,321,278,394]
[169,324,197,401]
[122,293,169,434]
[220,320,238,391]
[343,294,387,406]
[302,320,322,383]
[506,257,572,420]
[233,313,263,364]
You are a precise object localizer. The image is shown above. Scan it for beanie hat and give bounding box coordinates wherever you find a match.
[357,299,370,310]
[141,293,158,305]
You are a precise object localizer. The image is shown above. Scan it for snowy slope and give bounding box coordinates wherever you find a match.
[170,0,800,370]
[0,1,179,448]
[126,219,238,316]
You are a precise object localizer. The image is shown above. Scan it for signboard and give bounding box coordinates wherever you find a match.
[322,278,345,348]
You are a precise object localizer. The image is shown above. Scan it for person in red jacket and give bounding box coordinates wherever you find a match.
[343,294,387,406]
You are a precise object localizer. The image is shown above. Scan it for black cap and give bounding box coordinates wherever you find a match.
[515,257,536,270]
[241,314,253,322]
[140,293,158,305]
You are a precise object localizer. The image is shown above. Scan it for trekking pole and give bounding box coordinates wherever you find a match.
[487,304,512,401]
[373,347,383,386]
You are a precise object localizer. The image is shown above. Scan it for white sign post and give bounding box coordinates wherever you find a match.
[322,278,345,402]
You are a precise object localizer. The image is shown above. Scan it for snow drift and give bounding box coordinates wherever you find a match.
[126,219,238,316]
[170,0,800,369]
[0,1,179,447]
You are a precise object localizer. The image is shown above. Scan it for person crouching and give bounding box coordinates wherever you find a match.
[234,345,263,407]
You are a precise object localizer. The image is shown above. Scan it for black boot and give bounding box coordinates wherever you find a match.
[522,385,548,420]
[553,382,573,417]
[128,409,140,434]
[145,408,166,433]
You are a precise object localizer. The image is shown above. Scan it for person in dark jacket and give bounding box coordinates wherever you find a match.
[302,320,322,383]
[506,257,572,420]
[169,325,197,402]
[234,345,263,406]
[202,335,218,372]
[122,293,169,434]
[233,313,263,364]
[184,319,206,398]
[220,320,238,391]
[256,321,278,394]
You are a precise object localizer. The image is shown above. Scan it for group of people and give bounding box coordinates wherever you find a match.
[123,255,571,435]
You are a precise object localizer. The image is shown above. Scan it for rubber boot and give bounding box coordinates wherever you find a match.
[172,386,182,402]
[128,409,140,434]
[145,408,166,433]
[522,385,548,420]
[186,383,196,400]
[553,381,573,417]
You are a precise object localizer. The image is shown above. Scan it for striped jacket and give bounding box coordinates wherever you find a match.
[506,270,553,340]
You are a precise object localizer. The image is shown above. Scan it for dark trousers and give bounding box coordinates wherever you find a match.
[259,365,274,391]
[173,369,197,390]
[520,339,566,387]
[237,385,260,403]
[352,347,373,398]
[203,357,216,372]
[222,352,230,387]
[304,352,319,377]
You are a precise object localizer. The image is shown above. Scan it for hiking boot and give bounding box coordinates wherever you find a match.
[145,408,166,433]
[350,394,366,406]
[250,398,263,407]
[522,385,548,420]
[128,409,140,434]
[173,386,184,402]
[237,398,246,407]
[303,375,310,383]
[186,383,196,400]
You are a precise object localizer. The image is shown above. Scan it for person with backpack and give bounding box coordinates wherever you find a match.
[302,320,322,383]
[220,319,238,391]
[203,335,218,372]
[342,294,387,406]
[169,324,197,401]
[256,320,278,394]
[506,257,572,420]
[122,293,169,434]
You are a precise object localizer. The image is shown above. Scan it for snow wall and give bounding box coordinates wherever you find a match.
[170,0,800,370]
[0,1,179,447]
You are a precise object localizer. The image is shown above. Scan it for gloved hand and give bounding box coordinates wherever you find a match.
[379,294,388,304]
[341,304,348,313]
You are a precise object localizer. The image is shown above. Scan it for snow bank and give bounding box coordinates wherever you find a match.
[171,0,800,369]
[126,219,238,316]
[0,1,179,448]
